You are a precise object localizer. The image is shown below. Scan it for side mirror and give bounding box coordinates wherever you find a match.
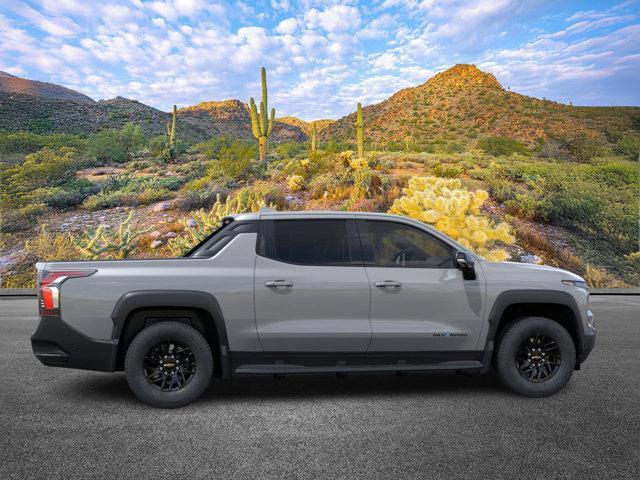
[455,251,476,280]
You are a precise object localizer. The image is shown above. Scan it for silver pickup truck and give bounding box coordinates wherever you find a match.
[32,210,595,408]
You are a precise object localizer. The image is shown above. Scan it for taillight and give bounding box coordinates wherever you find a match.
[39,270,95,317]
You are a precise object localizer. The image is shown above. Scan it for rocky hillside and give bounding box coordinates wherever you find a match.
[321,64,640,147]
[0,91,209,142]
[0,91,305,143]
[179,100,306,142]
[0,71,94,104]
[277,116,334,135]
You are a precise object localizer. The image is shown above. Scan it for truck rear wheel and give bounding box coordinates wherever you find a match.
[496,316,576,397]
[125,321,213,408]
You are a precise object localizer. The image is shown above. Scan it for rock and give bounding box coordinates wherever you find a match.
[150,240,164,249]
[521,254,542,264]
[285,195,295,201]
[187,219,197,228]
[149,230,162,239]
[151,200,174,212]
[163,232,177,239]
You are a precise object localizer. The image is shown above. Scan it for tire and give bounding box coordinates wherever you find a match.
[496,316,576,397]
[125,321,213,408]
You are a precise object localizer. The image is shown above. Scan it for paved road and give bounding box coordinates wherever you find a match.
[2,296,639,479]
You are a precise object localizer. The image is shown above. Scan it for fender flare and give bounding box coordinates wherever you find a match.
[111,290,231,377]
[481,289,582,371]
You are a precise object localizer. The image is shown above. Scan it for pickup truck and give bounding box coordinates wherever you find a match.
[32,210,595,408]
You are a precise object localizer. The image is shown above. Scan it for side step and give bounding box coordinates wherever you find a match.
[234,361,483,376]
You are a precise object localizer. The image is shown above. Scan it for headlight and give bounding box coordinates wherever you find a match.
[562,279,588,289]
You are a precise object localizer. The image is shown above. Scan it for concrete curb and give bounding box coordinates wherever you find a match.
[0,288,36,296]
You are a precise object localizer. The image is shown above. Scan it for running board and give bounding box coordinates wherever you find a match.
[234,361,483,376]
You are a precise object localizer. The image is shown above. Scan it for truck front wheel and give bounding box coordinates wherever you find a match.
[125,321,213,408]
[496,317,576,397]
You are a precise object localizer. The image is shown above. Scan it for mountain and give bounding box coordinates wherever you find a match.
[321,64,640,147]
[277,116,334,135]
[0,71,94,104]
[179,100,306,142]
[0,76,306,142]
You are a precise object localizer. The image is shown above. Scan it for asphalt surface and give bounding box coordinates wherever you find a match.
[1,297,639,479]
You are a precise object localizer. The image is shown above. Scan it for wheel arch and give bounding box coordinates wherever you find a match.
[482,290,582,371]
[111,290,231,377]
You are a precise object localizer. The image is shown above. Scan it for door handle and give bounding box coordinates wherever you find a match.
[264,280,293,288]
[374,280,402,288]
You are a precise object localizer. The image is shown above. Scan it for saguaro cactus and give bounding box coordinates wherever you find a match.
[355,102,364,160]
[165,104,177,161]
[310,122,317,152]
[250,67,275,167]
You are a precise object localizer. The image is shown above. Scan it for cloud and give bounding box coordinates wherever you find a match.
[276,17,298,35]
[0,0,637,118]
[305,5,361,33]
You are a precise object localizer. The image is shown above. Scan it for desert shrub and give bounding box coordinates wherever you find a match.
[192,136,236,158]
[148,135,167,157]
[478,136,529,156]
[0,131,87,154]
[174,189,225,211]
[276,142,306,160]
[88,123,144,163]
[71,211,148,259]
[287,174,305,192]
[432,163,463,178]
[31,178,98,209]
[168,193,272,256]
[0,147,81,209]
[555,132,602,162]
[82,186,173,210]
[1,225,84,287]
[389,176,514,261]
[504,194,540,220]
[214,140,256,178]
[615,133,640,160]
[82,191,138,210]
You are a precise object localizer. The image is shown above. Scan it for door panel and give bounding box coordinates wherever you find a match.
[254,218,371,352]
[359,220,485,352]
[366,266,484,351]
[254,256,371,351]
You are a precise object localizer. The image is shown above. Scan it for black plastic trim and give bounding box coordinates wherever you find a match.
[110,290,232,377]
[230,350,483,375]
[481,289,590,371]
[31,316,117,371]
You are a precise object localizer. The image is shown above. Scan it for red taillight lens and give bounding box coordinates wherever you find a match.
[39,270,95,317]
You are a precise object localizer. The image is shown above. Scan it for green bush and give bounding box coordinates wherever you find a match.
[0,131,87,154]
[615,133,640,160]
[556,132,603,162]
[88,123,144,162]
[215,141,256,178]
[275,142,306,160]
[0,147,81,209]
[477,136,529,156]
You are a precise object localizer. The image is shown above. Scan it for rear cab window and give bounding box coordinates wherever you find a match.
[257,219,362,266]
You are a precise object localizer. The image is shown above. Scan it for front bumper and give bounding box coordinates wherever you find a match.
[579,309,596,363]
[31,316,117,372]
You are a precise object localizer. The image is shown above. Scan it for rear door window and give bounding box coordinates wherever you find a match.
[258,219,361,266]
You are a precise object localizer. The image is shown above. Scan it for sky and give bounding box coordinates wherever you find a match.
[0,0,638,120]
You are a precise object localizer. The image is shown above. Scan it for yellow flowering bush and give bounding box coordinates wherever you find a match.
[287,174,305,192]
[389,176,514,261]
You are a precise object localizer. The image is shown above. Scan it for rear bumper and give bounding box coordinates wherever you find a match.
[31,316,117,372]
